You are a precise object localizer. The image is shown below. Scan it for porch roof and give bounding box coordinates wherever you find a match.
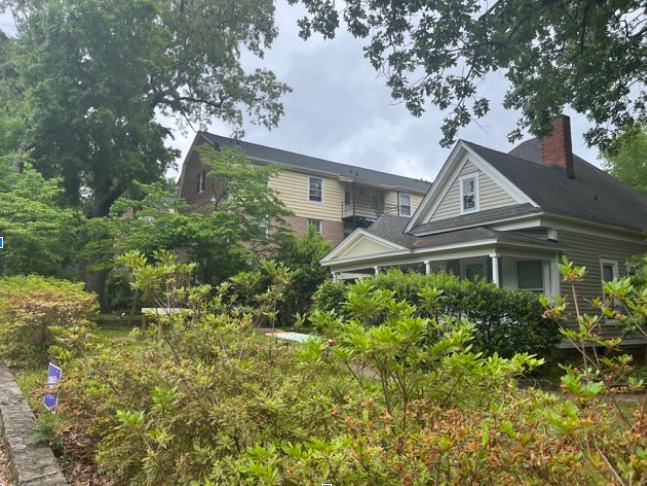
[366,215,563,251]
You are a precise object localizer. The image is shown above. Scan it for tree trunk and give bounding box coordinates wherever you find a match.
[84,183,124,312]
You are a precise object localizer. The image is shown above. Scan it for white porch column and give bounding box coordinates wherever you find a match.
[374,266,380,275]
[331,272,337,281]
[424,260,431,275]
[490,254,500,288]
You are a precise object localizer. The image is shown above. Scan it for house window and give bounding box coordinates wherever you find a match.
[196,170,206,194]
[308,219,322,233]
[259,217,269,236]
[465,263,484,282]
[600,259,620,316]
[517,261,544,293]
[460,174,478,213]
[601,259,619,284]
[399,193,412,216]
[309,177,323,202]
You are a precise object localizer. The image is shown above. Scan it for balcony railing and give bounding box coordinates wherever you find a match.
[341,201,399,223]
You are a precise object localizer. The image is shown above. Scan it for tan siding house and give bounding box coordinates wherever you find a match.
[178,133,431,247]
[322,115,647,349]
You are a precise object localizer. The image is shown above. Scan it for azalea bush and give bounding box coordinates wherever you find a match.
[35,255,647,486]
[0,275,98,365]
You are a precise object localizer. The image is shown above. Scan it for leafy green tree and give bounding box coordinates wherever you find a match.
[95,145,293,297]
[0,157,81,276]
[600,126,647,195]
[274,223,333,324]
[289,0,647,149]
[0,0,291,303]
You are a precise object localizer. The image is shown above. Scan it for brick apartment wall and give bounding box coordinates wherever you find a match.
[179,138,217,208]
[285,215,345,247]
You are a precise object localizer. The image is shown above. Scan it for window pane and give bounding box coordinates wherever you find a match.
[308,219,322,232]
[517,261,543,290]
[463,194,475,210]
[602,264,616,282]
[462,178,475,194]
[399,194,411,216]
[309,178,322,202]
[466,263,484,282]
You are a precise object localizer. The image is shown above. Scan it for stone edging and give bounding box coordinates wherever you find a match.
[0,366,68,486]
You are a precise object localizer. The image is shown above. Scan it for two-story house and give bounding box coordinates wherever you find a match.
[321,116,647,348]
[177,132,432,246]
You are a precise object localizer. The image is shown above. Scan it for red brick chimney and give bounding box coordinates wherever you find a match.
[541,115,575,179]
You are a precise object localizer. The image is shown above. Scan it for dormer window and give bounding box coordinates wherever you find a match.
[460,173,479,214]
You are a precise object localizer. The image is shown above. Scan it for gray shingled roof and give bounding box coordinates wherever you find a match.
[366,215,562,250]
[411,204,541,236]
[464,139,647,232]
[200,132,432,194]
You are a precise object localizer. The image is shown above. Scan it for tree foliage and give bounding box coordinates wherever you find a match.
[0,157,81,276]
[91,145,294,289]
[0,0,291,215]
[289,0,647,149]
[600,126,647,195]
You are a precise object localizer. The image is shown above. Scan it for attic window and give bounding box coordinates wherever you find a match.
[460,173,479,214]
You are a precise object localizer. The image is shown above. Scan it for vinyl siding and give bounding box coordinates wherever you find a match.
[270,169,345,221]
[384,191,424,217]
[430,161,517,222]
[560,230,645,336]
[342,238,398,258]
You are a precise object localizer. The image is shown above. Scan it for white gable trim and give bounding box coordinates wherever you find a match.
[405,142,539,232]
[320,228,407,264]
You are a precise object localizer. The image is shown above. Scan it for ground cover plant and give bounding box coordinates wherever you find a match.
[8,253,641,485]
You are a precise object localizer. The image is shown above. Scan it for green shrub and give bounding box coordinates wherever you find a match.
[313,269,560,360]
[42,259,647,486]
[0,275,98,365]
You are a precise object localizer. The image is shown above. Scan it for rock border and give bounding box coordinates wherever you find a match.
[0,366,68,486]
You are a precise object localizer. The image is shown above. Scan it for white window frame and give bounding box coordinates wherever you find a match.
[308,177,324,203]
[307,219,323,233]
[399,193,412,216]
[197,170,206,194]
[516,260,544,294]
[459,173,479,214]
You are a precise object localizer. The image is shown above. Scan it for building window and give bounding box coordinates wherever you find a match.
[309,177,323,202]
[601,259,619,284]
[517,260,544,293]
[460,173,478,213]
[308,219,322,233]
[465,263,484,282]
[399,193,412,216]
[259,217,269,236]
[196,170,206,194]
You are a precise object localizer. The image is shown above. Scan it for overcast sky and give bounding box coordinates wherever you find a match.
[169,0,602,183]
[1,2,603,183]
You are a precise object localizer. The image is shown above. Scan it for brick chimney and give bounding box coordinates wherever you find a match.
[541,115,575,179]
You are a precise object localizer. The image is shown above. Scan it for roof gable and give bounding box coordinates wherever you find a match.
[405,141,537,233]
[320,227,407,263]
[467,140,647,232]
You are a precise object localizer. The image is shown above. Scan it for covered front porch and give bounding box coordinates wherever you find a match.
[321,227,565,296]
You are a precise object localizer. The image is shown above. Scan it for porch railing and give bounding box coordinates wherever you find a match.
[341,201,399,221]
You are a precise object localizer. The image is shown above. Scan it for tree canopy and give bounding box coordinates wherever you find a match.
[289,0,647,149]
[600,127,647,195]
[0,0,290,216]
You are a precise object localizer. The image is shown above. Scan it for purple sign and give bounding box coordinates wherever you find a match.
[44,362,62,413]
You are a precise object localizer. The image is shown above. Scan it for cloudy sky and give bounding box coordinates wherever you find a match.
[171,0,603,183]
[1,2,603,183]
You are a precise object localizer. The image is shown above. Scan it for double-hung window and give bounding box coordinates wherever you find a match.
[460,173,478,213]
[600,259,620,315]
[399,193,412,216]
[517,261,544,294]
[309,177,323,202]
[308,219,322,233]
